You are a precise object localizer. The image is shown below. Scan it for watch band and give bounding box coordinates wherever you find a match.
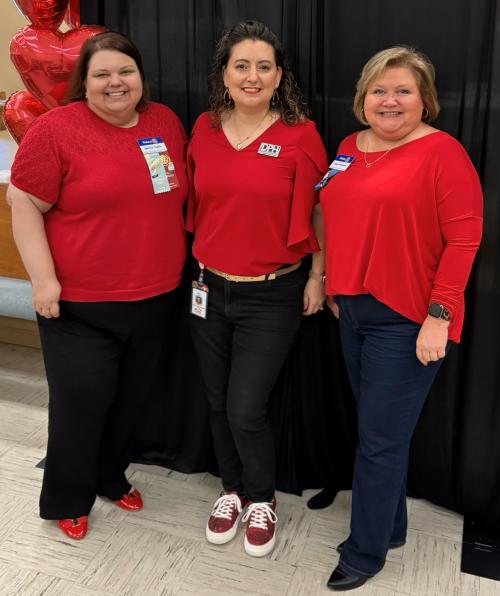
[428,302,451,321]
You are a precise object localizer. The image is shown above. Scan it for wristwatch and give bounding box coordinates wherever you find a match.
[427,302,451,321]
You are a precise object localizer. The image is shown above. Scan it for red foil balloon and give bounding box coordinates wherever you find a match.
[3,90,48,144]
[10,25,106,109]
[64,0,80,29]
[12,0,69,30]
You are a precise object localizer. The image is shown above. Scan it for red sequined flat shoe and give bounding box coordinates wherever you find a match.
[57,516,88,540]
[114,488,143,511]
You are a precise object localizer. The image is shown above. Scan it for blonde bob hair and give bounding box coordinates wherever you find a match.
[353,46,440,125]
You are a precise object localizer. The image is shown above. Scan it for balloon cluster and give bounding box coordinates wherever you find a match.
[3,0,105,143]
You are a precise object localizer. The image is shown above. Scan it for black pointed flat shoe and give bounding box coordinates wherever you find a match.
[327,565,368,591]
[336,539,405,554]
[306,487,338,510]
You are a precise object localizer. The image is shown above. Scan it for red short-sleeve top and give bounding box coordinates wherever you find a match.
[186,112,328,275]
[10,101,188,301]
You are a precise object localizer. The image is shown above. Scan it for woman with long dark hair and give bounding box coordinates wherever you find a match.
[187,21,327,557]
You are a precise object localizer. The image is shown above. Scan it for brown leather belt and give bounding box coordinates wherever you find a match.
[206,260,302,282]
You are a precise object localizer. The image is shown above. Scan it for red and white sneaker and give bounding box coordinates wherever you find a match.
[206,492,248,544]
[242,498,277,557]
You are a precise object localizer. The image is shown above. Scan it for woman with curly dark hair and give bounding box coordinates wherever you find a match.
[186,21,327,557]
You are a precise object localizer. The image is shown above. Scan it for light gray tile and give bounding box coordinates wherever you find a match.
[46,583,121,596]
[268,501,314,566]
[397,531,462,596]
[0,401,46,443]
[178,545,295,596]
[409,499,463,542]
[0,510,118,581]
[0,563,120,596]
[294,524,343,575]
[0,444,45,498]
[479,576,500,596]
[0,493,36,547]
[80,523,201,596]
[117,473,215,541]
[458,570,480,596]
[0,563,62,596]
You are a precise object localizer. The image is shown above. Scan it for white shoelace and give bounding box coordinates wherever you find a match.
[242,502,278,529]
[211,493,242,520]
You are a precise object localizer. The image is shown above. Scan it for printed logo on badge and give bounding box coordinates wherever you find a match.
[257,142,281,158]
[330,154,354,171]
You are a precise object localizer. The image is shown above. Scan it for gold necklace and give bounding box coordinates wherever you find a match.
[233,111,270,150]
[363,136,393,168]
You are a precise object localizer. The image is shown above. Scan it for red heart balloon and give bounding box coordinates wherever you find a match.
[64,0,80,29]
[12,0,69,30]
[10,25,106,109]
[3,90,48,144]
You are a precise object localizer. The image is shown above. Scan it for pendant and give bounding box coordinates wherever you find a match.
[236,142,243,150]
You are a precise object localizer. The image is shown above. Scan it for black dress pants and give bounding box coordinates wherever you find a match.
[189,265,305,502]
[37,291,178,519]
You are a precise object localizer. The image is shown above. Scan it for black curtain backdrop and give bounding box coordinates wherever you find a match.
[81,0,500,527]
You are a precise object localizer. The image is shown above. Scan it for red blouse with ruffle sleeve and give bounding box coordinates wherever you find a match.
[186,112,327,275]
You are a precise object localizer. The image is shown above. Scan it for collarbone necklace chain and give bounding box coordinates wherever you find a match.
[363,134,394,168]
[233,111,270,150]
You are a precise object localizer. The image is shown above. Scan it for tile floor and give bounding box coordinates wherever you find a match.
[0,342,499,596]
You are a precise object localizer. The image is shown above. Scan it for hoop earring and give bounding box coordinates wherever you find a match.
[271,89,279,106]
[422,107,429,120]
[223,88,232,107]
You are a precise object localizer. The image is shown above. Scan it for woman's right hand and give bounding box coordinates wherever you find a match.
[32,278,61,318]
[326,295,339,319]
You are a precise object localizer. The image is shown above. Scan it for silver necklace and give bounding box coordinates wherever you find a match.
[233,111,270,150]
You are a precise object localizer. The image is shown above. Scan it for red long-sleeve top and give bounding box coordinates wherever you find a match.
[320,131,483,342]
[186,112,327,275]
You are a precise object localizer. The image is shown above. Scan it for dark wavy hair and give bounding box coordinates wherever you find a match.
[208,21,309,127]
[65,31,150,111]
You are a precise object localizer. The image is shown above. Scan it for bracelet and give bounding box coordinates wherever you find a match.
[309,270,325,283]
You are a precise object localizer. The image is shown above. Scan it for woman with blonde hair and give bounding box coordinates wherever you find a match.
[320,46,482,590]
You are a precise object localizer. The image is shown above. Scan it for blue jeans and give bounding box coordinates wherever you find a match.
[336,294,446,576]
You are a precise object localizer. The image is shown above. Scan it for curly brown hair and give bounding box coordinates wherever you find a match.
[208,21,309,127]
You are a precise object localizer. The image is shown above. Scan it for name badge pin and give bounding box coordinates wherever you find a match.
[257,142,282,158]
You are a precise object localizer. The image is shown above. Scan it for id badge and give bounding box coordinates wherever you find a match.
[191,281,209,319]
[314,154,355,190]
[137,137,180,194]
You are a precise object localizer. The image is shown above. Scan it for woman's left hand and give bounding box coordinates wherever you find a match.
[303,278,325,316]
[416,316,449,365]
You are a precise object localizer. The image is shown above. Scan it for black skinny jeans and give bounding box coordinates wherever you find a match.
[189,264,306,502]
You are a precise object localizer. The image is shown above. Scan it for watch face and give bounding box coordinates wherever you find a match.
[428,303,443,318]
